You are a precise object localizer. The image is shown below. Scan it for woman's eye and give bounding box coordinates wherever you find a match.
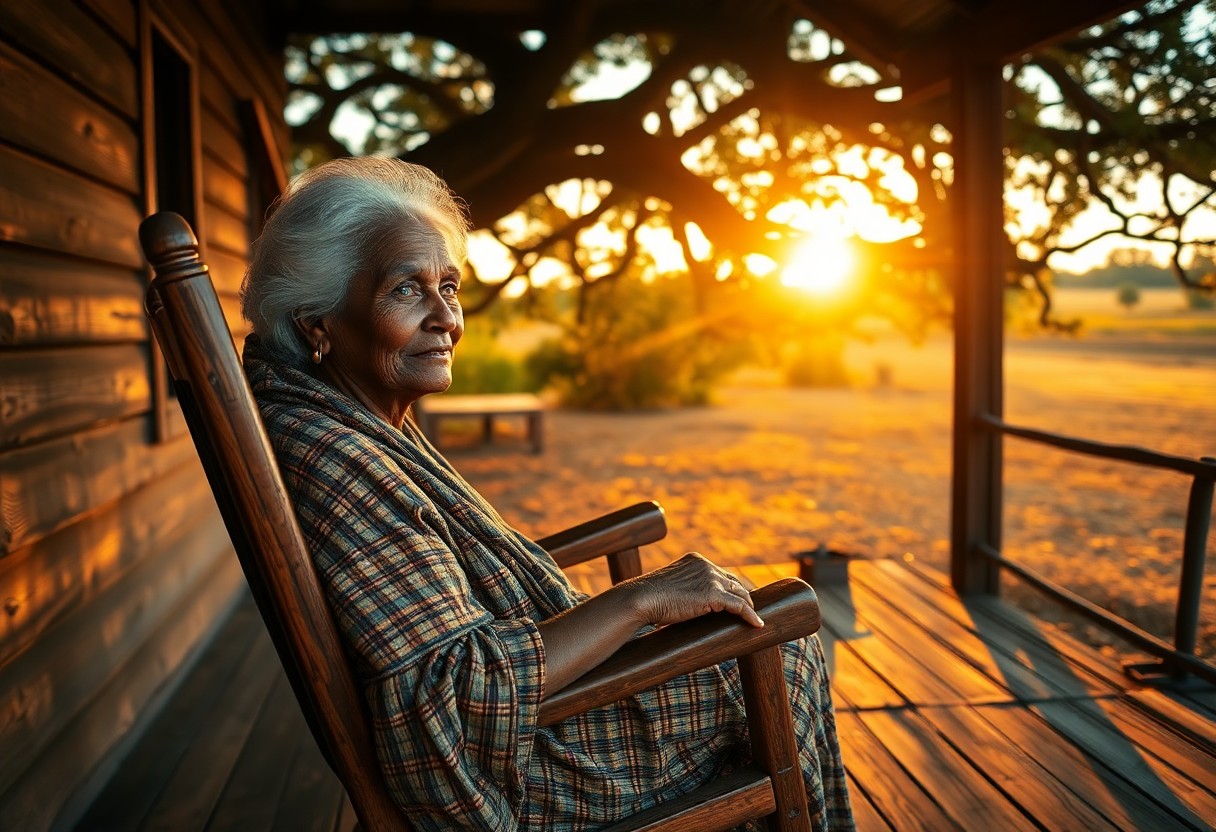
[396,283,421,296]
[441,283,460,297]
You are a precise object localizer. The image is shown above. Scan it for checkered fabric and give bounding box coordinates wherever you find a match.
[244,334,853,831]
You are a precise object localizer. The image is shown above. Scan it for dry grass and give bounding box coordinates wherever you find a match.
[448,329,1216,663]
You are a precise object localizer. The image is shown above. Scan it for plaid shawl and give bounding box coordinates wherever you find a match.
[244,334,853,831]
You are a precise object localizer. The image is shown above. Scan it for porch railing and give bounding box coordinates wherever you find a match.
[977,413,1216,686]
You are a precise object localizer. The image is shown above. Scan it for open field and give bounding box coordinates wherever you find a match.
[448,321,1216,664]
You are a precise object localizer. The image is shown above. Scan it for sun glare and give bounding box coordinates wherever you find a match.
[780,237,856,295]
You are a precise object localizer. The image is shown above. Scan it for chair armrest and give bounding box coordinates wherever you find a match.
[537,578,819,726]
[538,501,666,570]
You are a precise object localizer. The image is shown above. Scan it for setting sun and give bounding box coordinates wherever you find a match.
[780,236,856,295]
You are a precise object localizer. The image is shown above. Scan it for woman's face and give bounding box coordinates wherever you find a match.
[312,218,464,425]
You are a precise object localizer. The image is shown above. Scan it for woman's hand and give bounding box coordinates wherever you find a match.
[624,553,764,629]
[537,552,761,693]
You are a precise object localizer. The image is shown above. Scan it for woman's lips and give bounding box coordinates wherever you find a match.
[411,347,452,359]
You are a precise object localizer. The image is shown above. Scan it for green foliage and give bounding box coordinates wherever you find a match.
[286,1,1215,338]
[1116,282,1142,310]
[1056,250,1182,289]
[524,272,749,409]
[1186,289,1216,310]
[1005,0,1215,291]
[447,326,535,395]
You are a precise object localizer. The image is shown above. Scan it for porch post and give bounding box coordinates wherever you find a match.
[949,58,1005,596]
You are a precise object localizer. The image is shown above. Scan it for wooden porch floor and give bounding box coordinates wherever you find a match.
[75,559,1216,831]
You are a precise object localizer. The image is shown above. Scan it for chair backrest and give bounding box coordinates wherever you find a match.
[139,212,409,832]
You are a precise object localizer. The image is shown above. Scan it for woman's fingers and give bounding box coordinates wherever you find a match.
[633,553,765,628]
[712,576,764,628]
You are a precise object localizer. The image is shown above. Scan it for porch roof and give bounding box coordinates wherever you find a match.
[265,0,1144,100]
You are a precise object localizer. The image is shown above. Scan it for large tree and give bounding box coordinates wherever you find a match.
[1005,0,1216,323]
[285,0,1214,326]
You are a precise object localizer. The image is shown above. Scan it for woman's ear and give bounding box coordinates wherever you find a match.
[294,313,330,357]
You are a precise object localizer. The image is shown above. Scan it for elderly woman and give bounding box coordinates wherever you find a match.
[240,156,853,831]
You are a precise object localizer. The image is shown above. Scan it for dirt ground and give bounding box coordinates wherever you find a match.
[441,331,1216,663]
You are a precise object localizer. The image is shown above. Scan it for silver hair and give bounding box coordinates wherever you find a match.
[240,157,470,369]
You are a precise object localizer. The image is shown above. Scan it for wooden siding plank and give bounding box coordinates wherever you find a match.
[0,145,144,269]
[200,0,286,103]
[216,290,248,339]
[207,247,248,295]
[196,0,287,135]
[0,511,232,797]
[0,344,151,449]
[199,61,243,135]
[0,454,208,665]
[156,0,285,136]
[0,42,140,194]
[138,625,282,831]
[201,107,249,178]
[204,199,249,257]
[916,703,1122,832]
[71,599,264,831]
[0,0,138,117]
[79,0,138,47]
[0,554,242,832]
[202,154,250,219]
[857,708,1038,830]
[0,248,145,346]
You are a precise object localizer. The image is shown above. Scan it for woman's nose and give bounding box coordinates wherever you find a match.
[424,292,460,332]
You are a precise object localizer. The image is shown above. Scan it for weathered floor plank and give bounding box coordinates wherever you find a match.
[73,559,1216,831]
[71,601,264,830]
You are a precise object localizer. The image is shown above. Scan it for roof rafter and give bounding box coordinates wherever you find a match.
[897,0,1144,100]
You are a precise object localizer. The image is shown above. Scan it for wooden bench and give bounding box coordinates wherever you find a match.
[414,393,546,454]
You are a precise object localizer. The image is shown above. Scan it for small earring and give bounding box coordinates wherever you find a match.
[312,347,323,364]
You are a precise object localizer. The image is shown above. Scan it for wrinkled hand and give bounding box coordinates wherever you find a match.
[626,553,764,629]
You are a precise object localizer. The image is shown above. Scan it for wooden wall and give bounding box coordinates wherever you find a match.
[0,0,287,828]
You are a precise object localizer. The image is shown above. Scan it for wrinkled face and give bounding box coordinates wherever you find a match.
[321,218,464,421]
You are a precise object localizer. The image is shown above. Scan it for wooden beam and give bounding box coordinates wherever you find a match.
[948,56,1004,597]
[900,0,1144,102]
[786,0,904,77]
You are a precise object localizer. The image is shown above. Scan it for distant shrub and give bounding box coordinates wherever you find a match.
[1116,282,1141,311]
[447,326,535,394]
[525,272,747,409]
[1185,289,1215,310]
[782,332,849,388]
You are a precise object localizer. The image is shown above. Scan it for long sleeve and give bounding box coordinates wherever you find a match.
[271,421,549,830]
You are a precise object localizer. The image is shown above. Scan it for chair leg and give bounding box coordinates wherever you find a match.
[738,645,812,832]
[529,411,544,454]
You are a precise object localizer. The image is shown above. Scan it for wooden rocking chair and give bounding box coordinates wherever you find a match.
[139,211,823,832]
